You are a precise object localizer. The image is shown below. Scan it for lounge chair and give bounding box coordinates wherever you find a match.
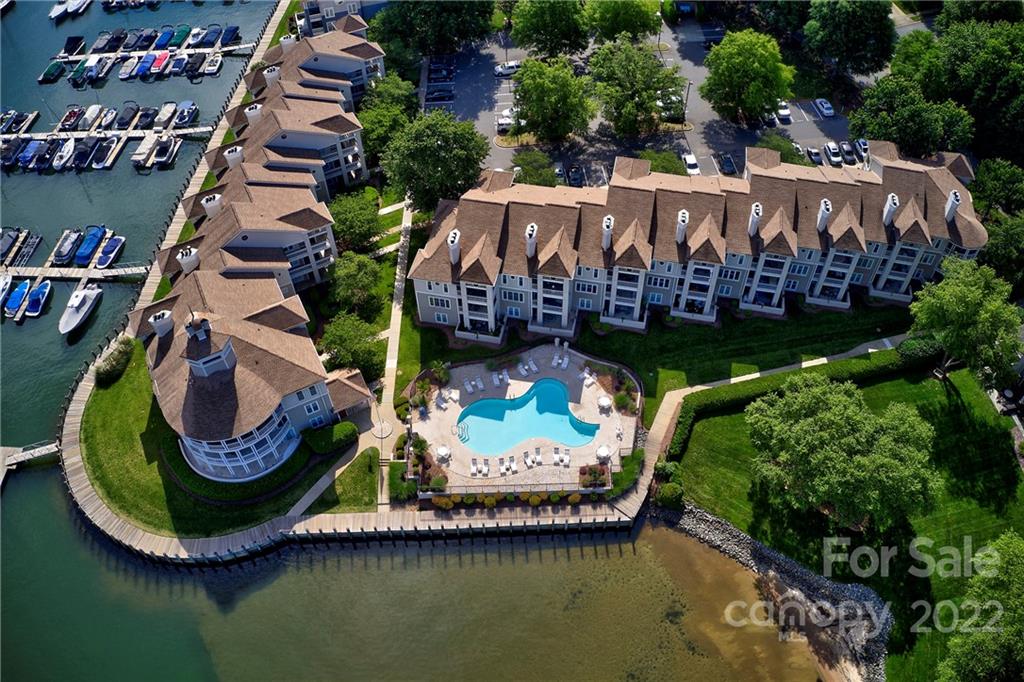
[502,369,510,383]
[510,456,518,474]
[563,453,571,467]
[493,372,501,386]
[535,446,542,465]
[475,376,485,390]
[517,363,529,377]
[528,358,539,373]
[564,448,571,463]
[552,353,561,367]
[560,355,570,370]
[499,457,506,475]
[481,459,489,476]
[464,379,474,395]
[525,450,533,468]
[471,458,478,476]
[584,374,596,388]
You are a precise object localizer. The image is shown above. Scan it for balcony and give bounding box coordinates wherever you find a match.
[806,286,851,310]
[599,308,649,331]
[454,320,506,345]
[670,301,717,324]
[739,290,785,316]
[528,312,576,337]
[869,280,913,304]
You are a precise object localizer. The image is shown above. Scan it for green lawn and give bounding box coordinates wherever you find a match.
[307,448,380,514]
[269,0,301,47]
[369,250,397,332]
[80,342,347,537]
[222,128,236,145]
[200,172,218,191]
[380,184,404,208]
[177,220,196,243]
[379,208,404,231]
[577,304,912,428]
[676,368,1021,682]
[373,231,401,250]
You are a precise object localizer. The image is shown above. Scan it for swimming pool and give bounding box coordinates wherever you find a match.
[456,378,599,456]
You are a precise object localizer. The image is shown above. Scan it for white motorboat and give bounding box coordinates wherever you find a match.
[78,103,102,130]
[130,135,156,167]
[119,56,139,80]
[49,0,68,21]
[51,137,75,170]
[152,101,176,130]
[58,284,102,334]
[0,273,12,307]
[185,26,205,47]
[67,0,91,14]
[203,54,222,76]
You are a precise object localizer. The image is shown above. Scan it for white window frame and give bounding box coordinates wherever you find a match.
[785,278,800,291]
[305,402,321,415]
[575,281,599,295]
[850,272,863,284]
[577,298,592,310]
[427,296,451,309]
[647,292,663,304]
[434,312,449,324]
[717,284,732,296]
[506,306,521,318]
[501,290,525,302]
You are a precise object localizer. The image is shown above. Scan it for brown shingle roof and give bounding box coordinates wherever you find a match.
[327,367,372,413]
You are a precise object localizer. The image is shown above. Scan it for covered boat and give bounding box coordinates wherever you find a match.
[67,0,91,15]
[49,1,68,22]
[95,235,124,268]
[119,56,139,80]
[4,280,30,317]
[173,100,197,127]
[183,53,205,77]
[72,136,100,170]
[219,25,239,47]
[84,56,107,83]
[106,27,127,52]
[130,136,156,167]
[24,281,52,318]
[137,28,158,50]
[78,103,102,130]
[199,24,222,48]
[38,60,66,84]
[90,135,118,169]
[0,230,18,262]
[153,101,176,129]
[121,28,142,51]
[59,36,86,58]
[90,31,112,54]
[168,54,188,76]
[150,50,170,75]
[30,138,62,172]
[74,225,106,266]
[135,107,157,129]
[17,141,44,169]
[169,24,190,48]
[153,25,174,50]
[1,138,26,169]
[133,53,156,78]
[67,59,89,85]
[115,102,139,129]
[59,284,103,334]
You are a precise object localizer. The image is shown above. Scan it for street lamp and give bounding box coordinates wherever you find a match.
[654,11,664,62]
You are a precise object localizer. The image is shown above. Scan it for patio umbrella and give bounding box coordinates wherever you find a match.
[598,395,613,410]
[437,445,451,460]
[597,444,611,461]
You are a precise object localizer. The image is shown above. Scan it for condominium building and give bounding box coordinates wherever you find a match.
[408,144,987,343]
[298,1,369,37]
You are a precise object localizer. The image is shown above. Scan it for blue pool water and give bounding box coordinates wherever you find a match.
[457,379,599,456]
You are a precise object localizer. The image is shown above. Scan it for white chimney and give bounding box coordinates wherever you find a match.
[148,310,174,338]
[244,103,262,126]
[201,193,223,218]
[224,145,243,169]
[447,229,461,264]
[816,198,832,233]
[279,34,296,53]
[675,209,689,244]
[601,215,614,251]
[176,246,200,274]
[945,190,961,222]
[525,222,538,258]
[748,202,763,236]
[883,193,900,226]
[263,65,280,86]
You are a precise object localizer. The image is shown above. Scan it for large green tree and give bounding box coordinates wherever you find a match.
[511,0,589,57]
[362,73,418,116]
[848,75,973,157]
[330,251,382,320]
[319,313,384,378]
[972,158,1024,219]
[937,530,1024,682]
[699,29,794,122]
[745,373,939,531]
[512,57,594,143]
[910,257,1023,386]
[511,148,558,186]
[359,104,410,168]
[585,0,662,42]
[803,0,896,75]
[756,132,813,166]
[372,1,495,55]
[329,189,384,252]
[590,34,684,137]
[935,0,1024,32]
[367,8,422,81]
[381,110,489,211]
[756,0,811,43]
[979,214,1024,300]
[889,30,938,82]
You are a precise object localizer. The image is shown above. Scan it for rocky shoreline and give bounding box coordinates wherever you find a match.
[650,504,892,682]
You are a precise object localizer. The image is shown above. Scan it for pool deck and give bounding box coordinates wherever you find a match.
[411,343,637,489]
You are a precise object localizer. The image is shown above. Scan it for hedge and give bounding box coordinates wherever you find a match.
[609,448,645,498]
[666,348,941,459]
[303,421,358,454]
[95,338,136,387]
[389,461,418,501]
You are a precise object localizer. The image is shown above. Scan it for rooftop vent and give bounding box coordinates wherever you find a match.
[525,222,538,258]
[601,215,614,250]
[447,229,461,264]
[817,198,832,233]
[675,209,689,244]
[748,202,763,237]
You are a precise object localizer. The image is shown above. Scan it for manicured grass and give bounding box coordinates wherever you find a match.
[389,461,418,502]
[241,91,254,105]
[200,171,218,191]
[610,449,645,498]
[152,277,172,302]
[676,368,1021,682]
[369,250,398,332]
[576,304,912,428]
[373,231,401,250]
[222,128,236,145]
[380,184,404,208]
[269,0,301,47]
[177,220,196,243]
[307,448,380,514]
[379,208,404,231]
[80,342,348,537]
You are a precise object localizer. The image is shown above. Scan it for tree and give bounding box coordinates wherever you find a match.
[511,149,558,186]
[848,76,973,157]
[979,214,1024,300]
[512,58,594,143]
[382,110,489,211]
[329,189,384,252]
[319,313,384,379]
[699,29,794,122]
[889,30,938,82]
[803,0,896,75]
[590,34,685,137]
[756,132,813,166]
[937,530,1024,682]
[586,0,662,42]
[362,73,418,116]
[935,0,1024,32]
[374,1,496,54]
[511,0,589,57]
[637,149,688,175]
[367,9,422,82]
[757,0,811,43]
[972,158,1024,219]
[745,373,939,531]
[910,257,1023,386]
[359,104,410,168]
[330,251,381,320]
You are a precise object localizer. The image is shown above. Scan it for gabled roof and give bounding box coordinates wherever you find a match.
[613,218,653,269]
[827,202,867,252]
[687,214,726,264]
[759,206,797,257]
[894,196,931,245]
[536,226,578,278]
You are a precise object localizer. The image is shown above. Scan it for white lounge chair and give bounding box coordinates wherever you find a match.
[517,363,529,377]
[493,372,501,387]
[584,374,596,388]
[481,459,489,476]
[502,368,510,383]
[578,369,588,380]
[528,358,539,373]
[510,456,518,474]
[551,353,560,368]
[535,447,542,465]
[499,457,506,475]
[471,458,478,476]
[464,379,474,395]
[564,449,571,465]
[475,376,485,390]
[525,450,533,468]
[560,355,570,370]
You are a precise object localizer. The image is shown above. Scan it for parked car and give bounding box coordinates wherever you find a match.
[718,153,737,175]
[553,161,565,184]
[425,90,454,104]
[824,142,843,166]
[567,164,584,187]
[792,142,804,157]
[760,110,777,127]
[839,140,857,165]
[495,116,524,134]
[428,70,454,84]
[776,99,791,122]
[682,153,700,175]
[806,146,823,165]
[814,98,835,117]
[500,105,519,119]
[854,138,869,161]
[493,60,521,77]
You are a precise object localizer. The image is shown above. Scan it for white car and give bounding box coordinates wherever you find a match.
[776,99,791,121]
[495,115,525,134]
[814,98,835,117]
[824,142,843,166]
[500,105,519,118]
[553,161,565,183]
[493,60,521,77]
[682,153,700,175]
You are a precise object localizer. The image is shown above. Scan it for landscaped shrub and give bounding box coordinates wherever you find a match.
[614,392,631,410]
[897,335,943,364]
[589,493,599,502]
[393,432,408,459]
[519,491,531,502]
[432,496,454,510]
[388,461,418,502]
[451,494,462,504]
[394,395,410,422]
[550,492,561,503]
[610,449,645,498]
[580,464,609,488]
[655,481,685,510]
[654,460,678,481]
[529,494,542,507]
[303,421,358,454]
[429,475,447,492]
[506,493,516,502]
[95,337,136,387]
[567,492,582,505]
[483,496,497,508]
[463,494,476,504]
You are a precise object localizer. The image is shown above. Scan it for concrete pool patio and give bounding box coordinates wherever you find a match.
[410,342,639,491]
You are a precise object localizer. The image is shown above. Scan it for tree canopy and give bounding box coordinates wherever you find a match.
[330,251,382,321]
[585,0,662,42]
[803,0,896,75]
[637,149,688,175]
[381,110,489,211]
[889,30,937,82]
[329,189,384,252]
[978,214,1024,301]
[745,373,939,531]
[590,34,684,137]
[757,0,811,43]
[972,158,1024,220]
[511,0,589,57]
[373,1,495,55]
[319,313,384,379]
[935,0,1024,32]
[699,28,794,122]
[512,57,594,143]
[362,73,418,116]
[511,148,558,186]
[359,104,410,168]
[937,530,1024,682]
[756,132,813,166]
[848,75,973,157]
[910,258,1023,386]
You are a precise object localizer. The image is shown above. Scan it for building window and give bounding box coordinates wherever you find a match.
[647,292,663,304]
[785,279,800,291]
[428,296,451,309]
[789,263,810,277]
[502,290,525,302]
[575,281,598,294]
[323,6,335,18]
[851,272,863,284]
[305,402,321,415]
[921,253,935,265]
[719,268,741,282]
[434,312,449,324]
[717,284,732,297]
[578,298,592,310]
[506,306,521,318]
[646,275,670,289]
[857,256,874,268]
[871,243,884,254]
[310,415,326,428]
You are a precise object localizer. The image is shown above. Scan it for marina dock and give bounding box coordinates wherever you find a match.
[55,42,257,65]
[0,124,213,143]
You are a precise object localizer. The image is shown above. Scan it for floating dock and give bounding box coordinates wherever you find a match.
[55,41,256,65]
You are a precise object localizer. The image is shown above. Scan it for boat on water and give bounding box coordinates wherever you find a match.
[168,54,188,76]
[51,137,75,170]
[130,135,156,167]
[135,107,157,129]
[59,105,84,130]
[72,136,100,169]
[17,141,44,170]
[76,55,100,84]
[174,100,197,127]
[0,274,12,307]
[99,107,117,129]
[137,28,157,50]
[107,27,127,52]
[133,53,155,78]
[153,25,174,50]
[183,53,206,78]
[0,229,18,261]
[7,111,32,134]
[1,138,26,169]
[24,281,53,318]
[169,24,190,48]
[85,56,111,82]
[220,25,239,47]
[121,27,141,51]
[59,284,103,334]
[67,0,91,15]
[49,0,68,21]
[30,138,62,172]
[199,24,222,48]
[153,101,176,129]
[118,56,138,80]
[96,235,124,268]
[4,281,29,318]
[0,110,17,133]
[38,60,66,84]
[203,54,222,76]
[59,36,85,58]
[90,31,111,54]
[150,50,170,75]
[78,103,102,130]
[74,225,106,265]
[67,59,89,85]
[90,135,118,169]
[185,26,205,47]
[115,102,139,128]
[151,134,180,166]
[97,56,117,80]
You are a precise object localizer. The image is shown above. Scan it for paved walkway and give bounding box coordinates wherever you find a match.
[378,201,406,215]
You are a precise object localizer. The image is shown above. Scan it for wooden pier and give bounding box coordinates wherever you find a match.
[0,124,213,144]
[56,42,257,65]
